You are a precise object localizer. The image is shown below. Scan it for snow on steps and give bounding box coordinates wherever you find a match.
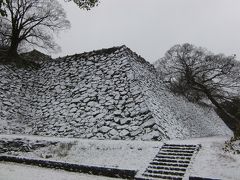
[135,143,200,180]
[0,136,236,180]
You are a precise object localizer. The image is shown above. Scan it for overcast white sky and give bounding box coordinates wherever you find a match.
[55,0,240,63]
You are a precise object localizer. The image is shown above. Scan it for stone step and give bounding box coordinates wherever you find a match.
[148,165,186,172]
[161,149,195,154]
[153,158,190,164]
[163,144,197,148]
[150,161,189,168]
[155,155,191,160]
[161,146,197,151]
[142,172,183,180]
[134,177,159,180]
[146,168,185,176]
[158,152,193,157]
[136,144,200,180]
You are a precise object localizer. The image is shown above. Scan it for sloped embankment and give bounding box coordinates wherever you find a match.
[129,49,233,139]
[0,45,232,140]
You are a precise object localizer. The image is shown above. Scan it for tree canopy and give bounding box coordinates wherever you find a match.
[67,0,99,10]
[0,0,99,17]
[0,0,70,57]
[156,43,240,128]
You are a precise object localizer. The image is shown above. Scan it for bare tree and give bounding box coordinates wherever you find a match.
[157,43,240,128]
[0,0,99,17]
[0,0,70,57]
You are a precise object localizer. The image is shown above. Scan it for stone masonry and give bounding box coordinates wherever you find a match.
[0,46,165,140]
[0,45,232,140]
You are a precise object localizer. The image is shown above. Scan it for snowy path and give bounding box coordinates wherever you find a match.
[0,162,120,180]
[1,135,240,180]
[0,134,162,171]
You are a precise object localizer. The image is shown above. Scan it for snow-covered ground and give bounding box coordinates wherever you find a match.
[1,134,240,180]
[168,136,240,180]
[0,162,119,180]
[0,134,162,171]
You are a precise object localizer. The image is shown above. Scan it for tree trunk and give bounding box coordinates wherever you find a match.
[193,81,240,131]
[204,89,240,130]
[7,39,19,58]
[7,26,20,58]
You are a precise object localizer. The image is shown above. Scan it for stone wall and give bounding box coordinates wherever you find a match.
[0,46,165,140]
[0,45,232,140]
[128,52,233,139]
[0,65,34,133]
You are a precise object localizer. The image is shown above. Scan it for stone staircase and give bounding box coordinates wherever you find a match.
[135,143,200,180]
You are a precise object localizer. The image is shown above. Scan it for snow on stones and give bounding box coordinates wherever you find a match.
[129,50,233,139]
[0,45,232,141]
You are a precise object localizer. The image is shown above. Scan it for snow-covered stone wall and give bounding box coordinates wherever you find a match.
[0,46,165,140]
[0,45,232,140]
[129,54,233,139]
[0,66,35,134]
